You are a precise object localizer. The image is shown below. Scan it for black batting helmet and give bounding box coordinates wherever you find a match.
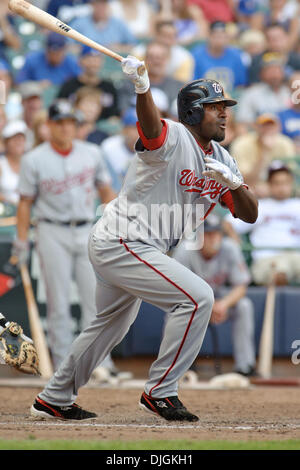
[177,79,237,125]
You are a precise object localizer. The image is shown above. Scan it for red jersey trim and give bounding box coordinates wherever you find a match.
[51,142,73,157]
[136,119,168,150]
[195,140,213,155]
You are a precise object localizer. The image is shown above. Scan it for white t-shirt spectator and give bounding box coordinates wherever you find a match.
[226,197,300,260]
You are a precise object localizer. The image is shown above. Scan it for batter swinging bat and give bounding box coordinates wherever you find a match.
[20,264,53,379]
[8,0,145,74]
[257,272,276,379]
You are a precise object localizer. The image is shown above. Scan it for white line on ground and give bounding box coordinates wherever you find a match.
[1,421,300,431]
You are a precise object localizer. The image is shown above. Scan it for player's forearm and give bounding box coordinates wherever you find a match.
[230,186,258,224]
[136,90,163,139]
[16,197,33,241]
[0,17,20,49]
[221,285,247,309]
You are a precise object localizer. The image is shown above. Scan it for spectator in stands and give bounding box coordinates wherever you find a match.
[32,110,51,148]
[119,41,184,114]
[225,161,300,286]
[235,53,290,131]
[18,82,45,151]
[74,86,109,145]
[70,0,137,52]
[277,71,300,153]
[173,214,256,377]
[99,107,138,193]
[239,29,266,70]
[262,0,300,50]
[234,0,265,32]
[0,1,21,63]
[16,32,81,87]
[58,45,120,120]
[109,0,155,40]
[46,0,91,22]
[131,19,195,83]
[188,0,235,24]
[0,105,7,155]
[158,0,209,46]
[249,23,300,84]
[0,60,22,122]
[230,113,296,198]
[191,21,248,93]
[0,120,27,206]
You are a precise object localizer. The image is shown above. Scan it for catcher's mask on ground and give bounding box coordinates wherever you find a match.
[177,79,237,126]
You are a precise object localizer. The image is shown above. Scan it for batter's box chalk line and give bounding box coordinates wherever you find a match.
[1,421,300,431]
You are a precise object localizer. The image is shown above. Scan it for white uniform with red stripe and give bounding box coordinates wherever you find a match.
[39,119,245,404]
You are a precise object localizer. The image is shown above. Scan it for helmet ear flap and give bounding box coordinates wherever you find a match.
[181,103,204,125]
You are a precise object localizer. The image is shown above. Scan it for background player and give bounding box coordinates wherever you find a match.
[30,57,258,423]
[173,214,256,377]
[13,100,116,371]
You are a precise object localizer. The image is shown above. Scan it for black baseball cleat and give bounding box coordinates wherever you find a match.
[139,392,199,422]
[30,396,97,420]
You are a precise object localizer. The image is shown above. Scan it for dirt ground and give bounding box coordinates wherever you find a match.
[0,357,300,444]
[1,385,300,442]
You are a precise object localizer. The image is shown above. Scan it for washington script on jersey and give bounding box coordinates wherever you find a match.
[179,169,224,198]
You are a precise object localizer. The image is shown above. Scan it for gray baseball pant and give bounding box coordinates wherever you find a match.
[39,236,214,406]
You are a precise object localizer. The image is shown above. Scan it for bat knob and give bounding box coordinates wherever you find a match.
[137,65,146,76]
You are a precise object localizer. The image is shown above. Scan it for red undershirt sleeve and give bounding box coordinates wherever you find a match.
[220,184,249,217]
[136,119,168,150]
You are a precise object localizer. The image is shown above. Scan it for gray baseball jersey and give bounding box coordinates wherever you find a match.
[95,118,243,252]
[19,140,111,221]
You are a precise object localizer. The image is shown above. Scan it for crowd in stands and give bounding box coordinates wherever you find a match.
[0,0,299,283]
[0,0,300,376]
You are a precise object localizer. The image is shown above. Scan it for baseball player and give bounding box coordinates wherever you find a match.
[30,57,258,422]
[13,100,116,371]
[173,214,256,377]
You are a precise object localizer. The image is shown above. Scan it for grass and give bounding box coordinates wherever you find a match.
[0,439,300,450]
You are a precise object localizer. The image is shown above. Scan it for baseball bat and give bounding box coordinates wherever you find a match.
[257,273,276,379]
[0,216,17,227]
[8,0,145,74]
[20,264,53,379]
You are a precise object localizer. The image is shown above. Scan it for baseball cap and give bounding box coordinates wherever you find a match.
[238,0,258,16]
[239,29,266,49]
[48,100,79,121]
[80,45,101,58]
[204,214,222,232]
[19,81,43,100]
[210,21,227,32]
[267,160,292,180]
[122,107,137,126]
[46,32,67,51]
[2,120,27,139]
[256,113,278,125]
[260,52,285,69]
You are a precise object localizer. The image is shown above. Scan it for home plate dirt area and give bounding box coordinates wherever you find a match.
[1,385,300,442]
